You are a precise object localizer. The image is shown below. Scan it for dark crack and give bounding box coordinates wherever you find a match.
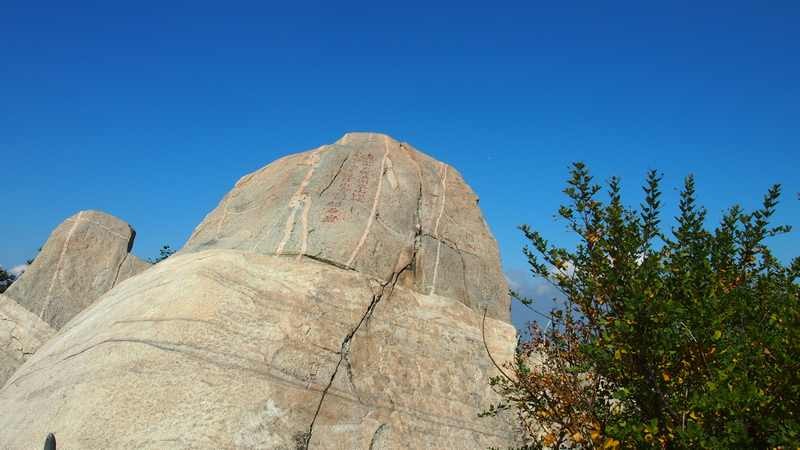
[409,143,425,281]
[8,336,332,393]
[3,318,34,358]
[300,285,390,449]
[319,152,350,197]
[343,353,364,405]
[455,240,471,305]
[369,423,389,450]
[301,163,424,449]
[110,254,129,289]
[420,232,480,258]
[302,253,355,272]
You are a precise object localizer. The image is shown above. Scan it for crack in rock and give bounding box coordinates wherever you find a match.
[421,232,479,258]
[369,423,389,450]
[319,152,350,197]
[110,253,132,289]
[299,259,412,449]
[300,155,424,449]
[299,253,355,272]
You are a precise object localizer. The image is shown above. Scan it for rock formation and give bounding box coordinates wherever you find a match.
[0,133,518,449]
[4,210,150,330]
[183,132,510,321]
[0,294,55,386]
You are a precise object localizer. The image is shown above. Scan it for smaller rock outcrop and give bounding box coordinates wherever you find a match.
[0,294,55,386]
[5,210,150,330]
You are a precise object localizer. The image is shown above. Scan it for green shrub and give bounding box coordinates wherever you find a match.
[486,163,799,448]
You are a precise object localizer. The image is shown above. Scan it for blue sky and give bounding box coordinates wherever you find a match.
[2,1,798,329]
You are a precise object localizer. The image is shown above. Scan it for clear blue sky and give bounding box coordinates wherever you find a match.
[2,1,798,329]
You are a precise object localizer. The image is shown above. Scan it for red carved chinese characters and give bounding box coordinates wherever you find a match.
[320,151,376,224]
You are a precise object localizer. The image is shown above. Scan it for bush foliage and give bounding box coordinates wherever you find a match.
[486,163,799,448]
[149,244,176,264]
[0,266,14,294]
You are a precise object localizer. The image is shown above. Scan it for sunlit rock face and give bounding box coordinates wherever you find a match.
[183,132,510,322]
[0,133,518,449]
[4,210,150,330]
[0,294,54,386]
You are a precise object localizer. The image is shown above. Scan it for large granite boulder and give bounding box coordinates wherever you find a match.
[0,294,55,387]
[184,132,510,322]
[0,133,518,449]
[0,250,517,449]
[5,210,151,329]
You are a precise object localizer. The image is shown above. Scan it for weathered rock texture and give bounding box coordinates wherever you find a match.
[5,210,150,329]
[0,133,518,449]
[183,132,510,322]
[0,251,517,449]
[0,294,55,387]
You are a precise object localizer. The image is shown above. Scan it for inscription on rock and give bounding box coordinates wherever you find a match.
[321,152,376,224]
